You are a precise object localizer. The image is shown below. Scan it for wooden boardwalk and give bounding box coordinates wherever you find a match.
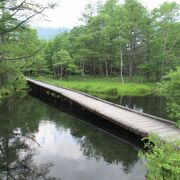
[27,78,180,140]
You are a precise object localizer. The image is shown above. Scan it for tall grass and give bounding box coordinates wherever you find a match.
[37,76,156,96]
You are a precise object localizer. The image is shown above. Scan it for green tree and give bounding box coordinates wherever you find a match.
[148,2,180,81]
[43,0,179,83]
[52,49,78,79]
[160,66,180,126]
[0,0,56,95]
[124,0,148,80]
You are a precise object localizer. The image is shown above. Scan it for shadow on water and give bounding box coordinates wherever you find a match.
[0,92,146,180]
[30,91,144,147]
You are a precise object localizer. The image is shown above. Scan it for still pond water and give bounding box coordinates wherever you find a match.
[0,93,169,180]
[104,95,170,120]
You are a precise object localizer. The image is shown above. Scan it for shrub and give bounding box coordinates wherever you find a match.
[139,134,180,180]
[160,67,180,126]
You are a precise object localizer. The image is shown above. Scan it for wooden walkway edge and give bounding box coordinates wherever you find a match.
[27,78,180,141]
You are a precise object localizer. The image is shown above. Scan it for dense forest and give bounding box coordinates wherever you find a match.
[0,0,179,90]
[40,0,179,82]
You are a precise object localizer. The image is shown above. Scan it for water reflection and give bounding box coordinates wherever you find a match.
[33,121,145,180]
[104,95,170,120]
[0,94,60,180]
[0,93,146,180]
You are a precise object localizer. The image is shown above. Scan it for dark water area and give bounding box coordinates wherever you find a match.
[0,93,146,180]
[103,95,172,121]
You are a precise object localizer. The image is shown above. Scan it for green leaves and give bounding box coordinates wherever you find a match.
[160,67,180,125]
[0,0,56,96]
[43,0,179,82]
[140,134,180,180]
[148,2,180,81]
[0,61,25,92]
[52,49,78,78]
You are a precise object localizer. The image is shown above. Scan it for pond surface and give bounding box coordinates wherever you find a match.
[0,93,146,180]
[103,95,171,120]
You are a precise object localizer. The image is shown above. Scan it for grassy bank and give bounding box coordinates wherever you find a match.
[36,76,156,96]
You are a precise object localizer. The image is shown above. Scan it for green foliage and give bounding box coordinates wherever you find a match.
[0,0,179,97]
[0,62,26,96]
[160,67,180,97]
[160,67,180,126]
[37,76,155,96]
[43,1,179,82]
[52,49,78,78]
[146,2,180,81]
[0,27,41,97]
[139,134,180,180]
[0,0,55,98]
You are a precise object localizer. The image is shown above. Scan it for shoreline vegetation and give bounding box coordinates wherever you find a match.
[0,80,27,101]
[0,89,27,102]
[36,76,157,96]
[0,0,179,179]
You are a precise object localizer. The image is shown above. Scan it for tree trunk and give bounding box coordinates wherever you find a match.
[93,59,96,76]
[98,63,104,76]
[109,59,113,76]
[129,28,134,81]
[129,60,133,81]
[120,50,124,83]
[105,61,109,77]
[80,60,85,79]
[0,1,5,61]
[60,65,63,80]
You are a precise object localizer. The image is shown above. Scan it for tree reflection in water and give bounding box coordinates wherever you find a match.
[0,94,60,180]
[0,92,144,179]
[42,99,140,174]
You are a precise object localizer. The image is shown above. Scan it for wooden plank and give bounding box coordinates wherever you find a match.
[27,78,180,141]
[135,120,164,126]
